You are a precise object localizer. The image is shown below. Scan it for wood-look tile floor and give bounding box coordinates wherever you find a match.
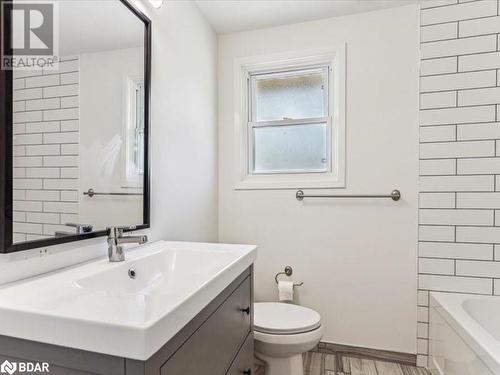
[302,352,430,375]
[255,352,430,375]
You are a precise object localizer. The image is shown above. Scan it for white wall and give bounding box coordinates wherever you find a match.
[417,0,500,367]
[146,0,218,243]
[0,0,218,284]
[218,5,419,354]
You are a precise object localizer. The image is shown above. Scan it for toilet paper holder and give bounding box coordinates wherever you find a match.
[274,266,304,287]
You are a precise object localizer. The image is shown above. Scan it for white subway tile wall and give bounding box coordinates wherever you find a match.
[418,0,500,367]
[12,58,79,241]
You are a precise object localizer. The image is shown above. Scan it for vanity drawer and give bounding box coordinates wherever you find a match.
[160,276,252,375]
[226,333,254,375]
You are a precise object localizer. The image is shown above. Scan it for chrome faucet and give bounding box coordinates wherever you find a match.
[106,226,148,262]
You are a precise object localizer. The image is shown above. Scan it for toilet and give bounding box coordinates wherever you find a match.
[254,302,323,375]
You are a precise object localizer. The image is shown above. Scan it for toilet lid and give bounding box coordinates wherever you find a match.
[254,302,321,334]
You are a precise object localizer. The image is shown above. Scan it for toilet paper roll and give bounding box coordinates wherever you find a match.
[278,280,294,302]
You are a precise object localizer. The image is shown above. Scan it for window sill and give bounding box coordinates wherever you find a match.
[234,174,345,190]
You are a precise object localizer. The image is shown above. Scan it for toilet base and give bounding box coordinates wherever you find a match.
[258,352,304,375]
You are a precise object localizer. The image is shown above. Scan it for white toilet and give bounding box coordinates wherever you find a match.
[254,302,323,375]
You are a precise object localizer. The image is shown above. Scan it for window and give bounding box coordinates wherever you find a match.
[250,67,329,174]
[234,48,346,189]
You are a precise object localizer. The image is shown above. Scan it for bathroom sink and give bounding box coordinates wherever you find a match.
[76,245,239,298]
[0,241,257,360]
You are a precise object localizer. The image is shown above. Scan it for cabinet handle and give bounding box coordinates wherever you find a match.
[239,306,250,315]
[243,369,251,375]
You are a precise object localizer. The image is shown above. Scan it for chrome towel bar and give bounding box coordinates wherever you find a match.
[83,188,143,198]
[296,189,401,201]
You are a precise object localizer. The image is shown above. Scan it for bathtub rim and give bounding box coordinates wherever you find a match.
[430,292,500,375]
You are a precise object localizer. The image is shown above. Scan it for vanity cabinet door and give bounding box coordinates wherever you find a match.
[160,277,251,375]
[226,334,254,375]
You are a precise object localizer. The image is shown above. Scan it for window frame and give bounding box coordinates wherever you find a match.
[248,66,330,175]
[234,47,346,190]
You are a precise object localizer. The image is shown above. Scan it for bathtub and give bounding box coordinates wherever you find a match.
[429,292,500,375]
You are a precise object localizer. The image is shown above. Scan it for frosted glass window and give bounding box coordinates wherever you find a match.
[253,123,327,173]
[246,64,332,178]
[237,50,345,189]
[252,69,327,122]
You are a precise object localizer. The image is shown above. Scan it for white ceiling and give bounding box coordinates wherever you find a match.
[194,0,424,34]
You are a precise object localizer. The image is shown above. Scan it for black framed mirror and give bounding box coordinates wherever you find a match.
[0,0,151,253]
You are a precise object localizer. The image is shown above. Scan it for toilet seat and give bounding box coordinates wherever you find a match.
[254,302,321,335]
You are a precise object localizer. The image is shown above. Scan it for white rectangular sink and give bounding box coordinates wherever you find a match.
[0,241,257,360]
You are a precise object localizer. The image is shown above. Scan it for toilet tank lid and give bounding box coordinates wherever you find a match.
[254,302,321,334]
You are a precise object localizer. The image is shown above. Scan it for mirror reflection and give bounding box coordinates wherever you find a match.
[11,1,146,243]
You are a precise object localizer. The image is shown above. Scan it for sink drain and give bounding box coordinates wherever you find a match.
[128,268,137,279]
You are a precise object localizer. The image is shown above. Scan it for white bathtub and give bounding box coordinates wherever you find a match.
[429,292,500,375]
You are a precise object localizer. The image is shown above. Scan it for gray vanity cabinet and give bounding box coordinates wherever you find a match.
[159,276,252,375]
[226,334,254,375]
[0,267,254,375]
